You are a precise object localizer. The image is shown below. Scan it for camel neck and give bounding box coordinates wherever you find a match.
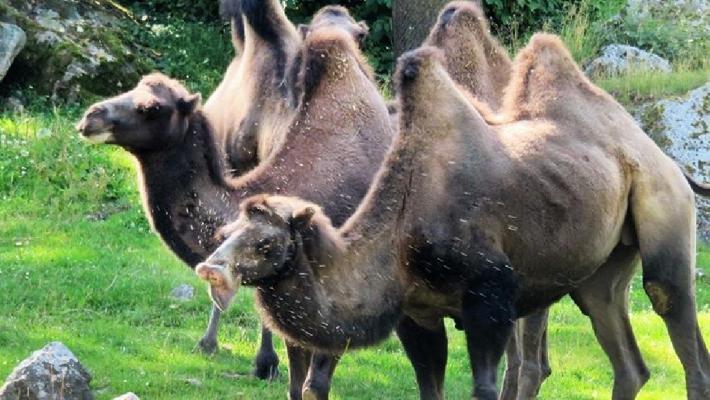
[133,114,236,266]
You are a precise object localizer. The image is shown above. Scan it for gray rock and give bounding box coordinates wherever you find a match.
[585,44,671,77]
[170,284,194,301]
[1,0,151,99]
[112,393,139,400]
[0,23,27,82]
[626,0,708,17]
[0,342,93,400]
[635,83,710,240]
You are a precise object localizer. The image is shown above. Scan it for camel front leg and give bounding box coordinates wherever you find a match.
[462,262,517,400]
[253,325,280,380]
[515,308,551,399]
[286,344,311,400]
[397,316,448,400]
[302,352,341,400]
[197,304,221,354]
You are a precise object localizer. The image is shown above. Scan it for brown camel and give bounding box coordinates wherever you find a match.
[77,22,391,400]
[197,35,709,399]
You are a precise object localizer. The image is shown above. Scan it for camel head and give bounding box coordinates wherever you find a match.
[196,195,323,311]
[76,73,201,151]
[426,1,490,48]
[299,5,369,46]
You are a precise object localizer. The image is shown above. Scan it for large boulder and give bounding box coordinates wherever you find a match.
[585,44,671,77]
[636,83,710,240]
[0,0,152,101]
[0,22,25,82]
[0,342,93,400]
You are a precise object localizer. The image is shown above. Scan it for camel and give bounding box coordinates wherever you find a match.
[196,35,710,400]
[77,21,392,400]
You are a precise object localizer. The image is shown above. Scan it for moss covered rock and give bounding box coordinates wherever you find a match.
[0,0,153,101]
[636,83,710,240]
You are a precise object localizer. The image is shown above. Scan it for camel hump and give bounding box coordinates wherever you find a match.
[503,33,608,119]
[293,27,367,103]
[395,46,489,138]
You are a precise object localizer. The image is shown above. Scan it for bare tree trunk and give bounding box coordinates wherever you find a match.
[392,0,457,56]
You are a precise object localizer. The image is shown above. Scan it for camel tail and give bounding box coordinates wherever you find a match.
[683,169,710,196]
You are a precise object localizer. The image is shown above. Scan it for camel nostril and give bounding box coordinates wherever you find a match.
[441,7,457,26]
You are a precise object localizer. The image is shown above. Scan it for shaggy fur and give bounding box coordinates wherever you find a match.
[199,34,709,400]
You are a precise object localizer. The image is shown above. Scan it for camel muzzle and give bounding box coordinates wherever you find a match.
[196,262,241,311]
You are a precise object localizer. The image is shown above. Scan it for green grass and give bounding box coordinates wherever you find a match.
[0,100,708,399]
[595,68,710,107]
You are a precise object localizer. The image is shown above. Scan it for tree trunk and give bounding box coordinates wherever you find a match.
[392,0,463,56]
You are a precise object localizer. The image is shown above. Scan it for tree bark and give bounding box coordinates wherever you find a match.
[392,0,465,56]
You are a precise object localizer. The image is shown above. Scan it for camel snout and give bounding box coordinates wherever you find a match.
[76,105,115,143]
[196,262,239,312]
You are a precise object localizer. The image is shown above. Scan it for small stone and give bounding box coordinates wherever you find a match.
[184,378,202,387]
[0,342,93,400]
[585,45,671,77]
[112,393,140,400]
[170,284,194,301]
[0,23,26,82]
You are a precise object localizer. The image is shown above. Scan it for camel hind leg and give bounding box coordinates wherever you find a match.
[570,245,649,399]
[631,175,709,399]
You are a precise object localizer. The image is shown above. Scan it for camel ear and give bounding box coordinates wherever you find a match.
[356,21,369,44]
[292,206,316,231]
[177,93,202,115]
[298,24,310,39]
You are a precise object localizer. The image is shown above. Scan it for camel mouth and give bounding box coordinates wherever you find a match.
[80,131,116,144]
[196,262,241,311]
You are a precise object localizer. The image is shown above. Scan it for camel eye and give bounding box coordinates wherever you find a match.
[137,104,163,118]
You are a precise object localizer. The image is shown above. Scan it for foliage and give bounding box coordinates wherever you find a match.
[598,5,709,69]
[117,0,221,22]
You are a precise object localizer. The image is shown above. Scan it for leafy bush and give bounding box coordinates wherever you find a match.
[118,0,220,22]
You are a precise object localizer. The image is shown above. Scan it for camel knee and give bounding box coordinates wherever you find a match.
[643,280,675,316]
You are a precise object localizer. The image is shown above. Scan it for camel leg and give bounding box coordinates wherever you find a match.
[570,245,649,400]
[500,325,522,400]
[462,261,517,400]
[514,308,552,400]
[253,325,280,380]
[302,352,341,400]
[631,180,709,399]
[197,304,221,354]
[397,316,448,400]
[286,344,311,400]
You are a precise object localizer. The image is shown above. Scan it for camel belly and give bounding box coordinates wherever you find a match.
[403,280,462,329]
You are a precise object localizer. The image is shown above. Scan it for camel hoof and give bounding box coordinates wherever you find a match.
[196,337,218,355]
[302,387,321,400]
[252,363,279,381]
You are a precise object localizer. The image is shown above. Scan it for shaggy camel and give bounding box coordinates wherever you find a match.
[77,22,391,399]
[197,35,710,399]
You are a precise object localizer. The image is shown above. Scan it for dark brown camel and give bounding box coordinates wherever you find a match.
[197,36,709,400]
[77,23,391,400]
